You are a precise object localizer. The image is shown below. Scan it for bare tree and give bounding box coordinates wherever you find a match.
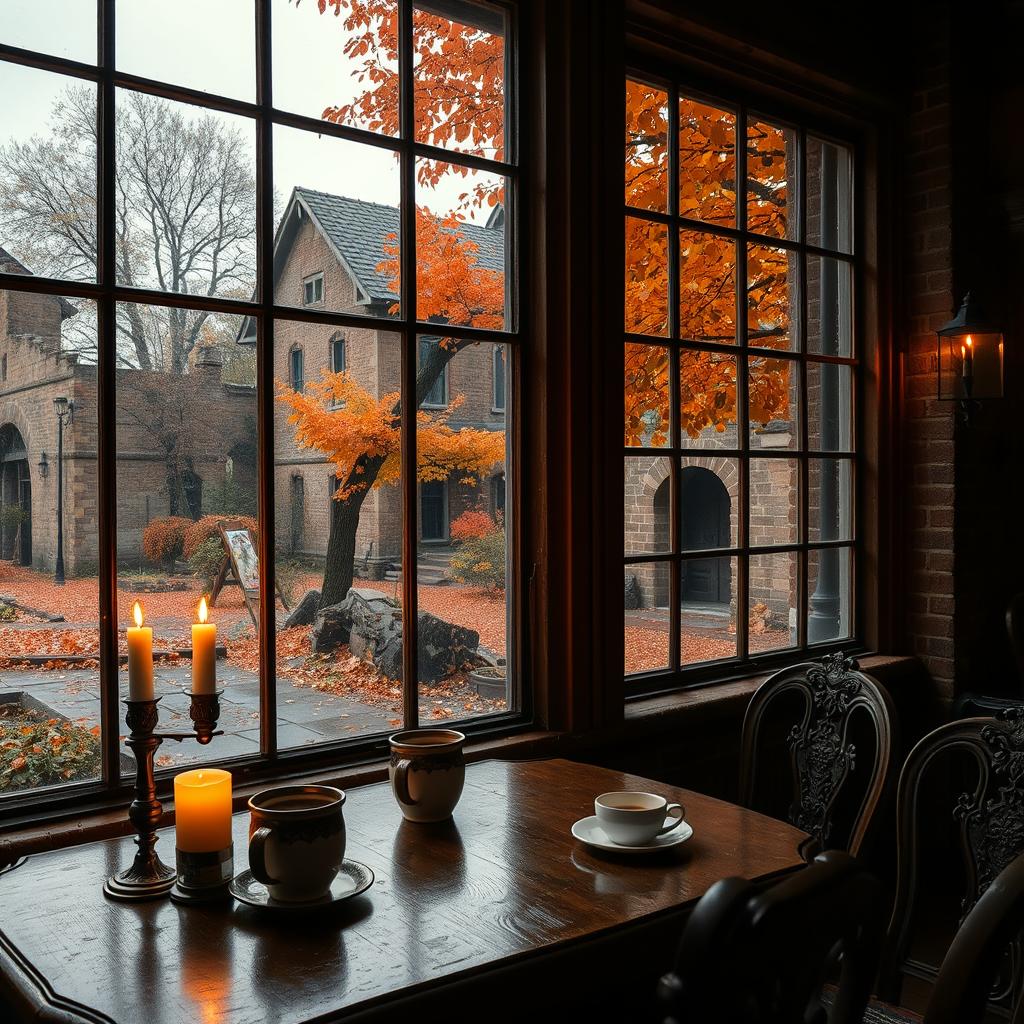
[0,86,256,373]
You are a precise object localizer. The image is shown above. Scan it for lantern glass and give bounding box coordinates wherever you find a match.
[938,330,1003,401]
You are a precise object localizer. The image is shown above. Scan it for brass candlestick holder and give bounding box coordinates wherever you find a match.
[103,691,223,902]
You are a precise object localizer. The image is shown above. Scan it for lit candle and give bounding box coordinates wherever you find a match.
[191,595,217,695]
[126,601,154,701]
[174,769,232,853]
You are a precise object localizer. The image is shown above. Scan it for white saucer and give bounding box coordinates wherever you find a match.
[571,815,693,853]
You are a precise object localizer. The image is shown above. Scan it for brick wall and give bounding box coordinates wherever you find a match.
[902,9,955,699]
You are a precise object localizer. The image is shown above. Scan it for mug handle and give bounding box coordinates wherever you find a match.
[248,826,278,885]
[658,802,686,836]
[392,758,418,806]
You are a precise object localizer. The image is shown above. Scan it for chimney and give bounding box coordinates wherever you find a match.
[195,345,224,369]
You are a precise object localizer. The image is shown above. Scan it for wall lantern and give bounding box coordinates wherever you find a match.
[38,451,48,479]
[937,292,1004,423]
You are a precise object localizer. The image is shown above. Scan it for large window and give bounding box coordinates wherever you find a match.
[623,78,856,685]
[0,0,516,811]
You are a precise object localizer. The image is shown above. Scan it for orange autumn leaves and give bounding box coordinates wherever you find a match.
[624,81,793,445]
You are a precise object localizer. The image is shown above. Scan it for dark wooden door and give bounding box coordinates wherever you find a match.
[681,469,729,603]
[17,467,30,567]
[421,480,447,541]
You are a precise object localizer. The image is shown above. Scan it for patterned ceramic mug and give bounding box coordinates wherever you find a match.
[389,729,466,822]
[247,785,346,902]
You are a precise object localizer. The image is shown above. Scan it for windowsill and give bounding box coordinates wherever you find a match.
[0,653,927,863]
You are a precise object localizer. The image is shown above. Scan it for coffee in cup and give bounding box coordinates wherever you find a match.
[594,791,685,846]
[247,785,346,902]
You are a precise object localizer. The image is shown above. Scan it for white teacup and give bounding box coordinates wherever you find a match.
[594,791,686,846]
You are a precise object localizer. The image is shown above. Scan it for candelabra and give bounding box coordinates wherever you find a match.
[103,692,223,902]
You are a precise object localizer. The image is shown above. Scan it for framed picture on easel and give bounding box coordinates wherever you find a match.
[209,519,290,626]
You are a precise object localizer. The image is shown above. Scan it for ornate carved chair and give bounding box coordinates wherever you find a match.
[739,651,898,857]
[878,710,1024,1016]
[657,850,885,1024]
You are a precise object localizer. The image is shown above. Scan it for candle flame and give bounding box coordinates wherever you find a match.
[198,595,209,624]
[132,601,144,628]
[966,335,974,350]
[961,344,966,360]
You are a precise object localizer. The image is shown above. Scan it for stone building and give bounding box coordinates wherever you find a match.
[0,247,257,575]
[242,188,508,573]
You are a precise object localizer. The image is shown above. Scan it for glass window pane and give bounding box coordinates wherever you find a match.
[680,231,736,344]
[625,343,669,447]
[0,291,101,798]
[626,562,670,675]
[414,3,506,161]
[416,161,506,331]
[807,256,853,357]
[492,344,506,411]
[273,315,407,748]
[272,0,398,134]
[625,217,668,337]
[274,128,401,318]
[681,556,736,664]
[417,339,510,725]
[679,96,736,227]
[807,361,854,451]
[115,90,256,316]
[625,456,672,557]
[681,459,738,550]
[807,136,853,254]
[680,350,738,448]
[749,458,798,547]
[809,459,853,543]
[115,301,257,770]
[749,355,798,450]
[747,243,796,350]
[0,64,97,282]
[117,0,255,102]
[746,117,797,240]
[0,1,95,64]
[625,80,668,213]
[748,551,798,654]
[808,547,853,643]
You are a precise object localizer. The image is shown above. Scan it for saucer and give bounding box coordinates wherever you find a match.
[229,859,374,911]
[571,815,693,853]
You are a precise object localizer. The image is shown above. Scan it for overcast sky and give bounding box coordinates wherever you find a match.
[0,0,489,226]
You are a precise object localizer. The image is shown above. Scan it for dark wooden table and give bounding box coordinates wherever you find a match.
[0,759,808,1023]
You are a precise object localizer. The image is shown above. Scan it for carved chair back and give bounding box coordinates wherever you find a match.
[657,850,884,1024]
[739,652,898,857]
[880,711,1024,1009]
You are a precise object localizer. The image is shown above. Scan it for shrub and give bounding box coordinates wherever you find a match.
[448,527,505,591]
[0,504,27,535]
[449,508,498,542]
[182,514,258,561]
[141,516,193,568]
[0,715,101,792]
[188,537,227,591]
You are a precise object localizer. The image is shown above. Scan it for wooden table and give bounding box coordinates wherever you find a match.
[0,759,808,1023]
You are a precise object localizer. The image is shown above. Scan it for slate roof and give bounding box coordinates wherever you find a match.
[0,245,78,320]
[288,187,504,304]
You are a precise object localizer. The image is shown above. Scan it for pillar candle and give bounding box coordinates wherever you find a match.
[126,601,154,701]
[174,769,232,853]
[191,595,217,695]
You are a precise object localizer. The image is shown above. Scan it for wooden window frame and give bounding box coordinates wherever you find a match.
[302,271,325,306]
[0,0,525,827]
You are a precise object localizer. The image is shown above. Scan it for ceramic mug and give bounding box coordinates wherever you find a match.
[594,791,686,846]
[389,729,466,823]
[247,785,346,902]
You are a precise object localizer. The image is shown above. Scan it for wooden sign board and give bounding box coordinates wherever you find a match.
[209,519,290,627]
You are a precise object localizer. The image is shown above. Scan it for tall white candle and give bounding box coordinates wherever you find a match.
[126,601,154,701]
[191,595,217,695]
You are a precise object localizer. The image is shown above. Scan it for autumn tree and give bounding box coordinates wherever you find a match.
[0,86,256,373]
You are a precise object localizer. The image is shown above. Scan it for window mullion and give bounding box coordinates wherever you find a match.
[735,101,750,664]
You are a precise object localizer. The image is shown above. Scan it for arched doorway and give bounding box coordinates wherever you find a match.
[0,424,31,566]
[681,467,729,604]
[652,476,671,605]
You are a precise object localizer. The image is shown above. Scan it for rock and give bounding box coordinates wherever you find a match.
[348,593,401,661]
[311,601,353,654]
[311,588,398,655]
[284,588,320,629]
[417,611,479,684]
[624,574,642,610]
[376,636,403,681]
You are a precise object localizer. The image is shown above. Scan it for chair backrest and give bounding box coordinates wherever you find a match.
[657,851,884,1024]
[880,710,1024,1007]
[924,852,1024,1024]
[739,651,898,856]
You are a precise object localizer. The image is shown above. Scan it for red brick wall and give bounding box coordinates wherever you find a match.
[902,9,955,700]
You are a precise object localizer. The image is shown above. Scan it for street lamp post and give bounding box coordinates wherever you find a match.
[53,396,74,585]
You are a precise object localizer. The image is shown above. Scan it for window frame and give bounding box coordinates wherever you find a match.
[302,271,325,307]
[0,0,524,824]
[622,65,865,696]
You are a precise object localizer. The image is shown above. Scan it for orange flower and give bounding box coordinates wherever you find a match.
[10,755,26,771]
